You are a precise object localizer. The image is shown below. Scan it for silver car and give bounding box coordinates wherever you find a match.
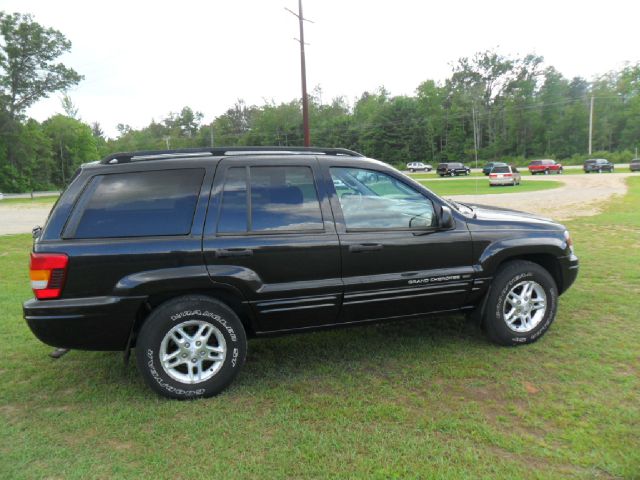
[489,165,521,186]
[406,162,432,172]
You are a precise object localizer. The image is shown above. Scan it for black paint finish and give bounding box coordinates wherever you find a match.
[23,151,579,350]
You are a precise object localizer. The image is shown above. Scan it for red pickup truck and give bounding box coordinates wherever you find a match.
[528,159,563,175]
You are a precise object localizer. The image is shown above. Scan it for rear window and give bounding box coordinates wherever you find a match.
[69,169,204,238]
[492,166,510,173]
[217,166,323,233]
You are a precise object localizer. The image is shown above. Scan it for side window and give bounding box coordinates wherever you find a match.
[218,167,248,233]
[217,165,323,233]
[330,167,435,230]
[71,169,204,238]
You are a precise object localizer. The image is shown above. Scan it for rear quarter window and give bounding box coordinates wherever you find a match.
[68,168,205,238]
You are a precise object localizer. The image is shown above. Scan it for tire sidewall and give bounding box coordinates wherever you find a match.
[486,264,558,345]
[136,297,247,399]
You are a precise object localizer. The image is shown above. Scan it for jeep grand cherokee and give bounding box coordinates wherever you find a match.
[24,147,579,399]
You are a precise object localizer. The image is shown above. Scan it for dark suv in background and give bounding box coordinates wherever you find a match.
[437,162,471,177]
[24,147,578,399]
[583,158,614,173]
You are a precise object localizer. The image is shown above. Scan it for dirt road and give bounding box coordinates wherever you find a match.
[0,173,634,235]
[450,173,633,220]
[0,203,54,235]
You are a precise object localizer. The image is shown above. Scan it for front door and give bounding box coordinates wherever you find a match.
[327,165,474,323]
[202,156,342,333]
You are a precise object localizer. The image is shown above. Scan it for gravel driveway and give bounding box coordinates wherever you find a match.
[449,173,633,220]
[0,173,635,235]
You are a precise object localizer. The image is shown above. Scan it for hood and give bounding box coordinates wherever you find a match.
[461,202,564,231]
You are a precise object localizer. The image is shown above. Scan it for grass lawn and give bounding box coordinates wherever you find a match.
[1,179,639,478]
[0,195,59,206]
[418,178,561,196]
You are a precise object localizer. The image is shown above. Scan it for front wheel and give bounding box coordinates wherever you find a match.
[482,260,558,346]
[135,295,247,399]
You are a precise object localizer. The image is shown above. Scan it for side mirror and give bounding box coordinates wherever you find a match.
[439,206,454,229]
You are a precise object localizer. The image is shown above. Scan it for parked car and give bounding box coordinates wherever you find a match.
[489,165,521,186]
[23,146,578,399]
[437,162,471,177]
[406,162,432,172]
[528,159,563,175]
[482,162,507,176]
[583,158,614,173]
[630,159,640,172]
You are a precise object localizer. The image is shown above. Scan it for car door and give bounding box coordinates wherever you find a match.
[324,163,475,323]
[202,156,342,333]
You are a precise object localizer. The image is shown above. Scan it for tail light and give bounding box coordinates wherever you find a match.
[489,174,497,178]
[503,173,513,177]
[30,253,68,299]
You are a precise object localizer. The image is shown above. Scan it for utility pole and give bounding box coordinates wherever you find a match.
[472,106,479,168]
[286,1,312,147]
[210,124,214,147]
[588,96,594,156]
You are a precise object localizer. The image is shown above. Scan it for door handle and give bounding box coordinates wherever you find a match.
[349,243,383,253]
[215,248,254,258]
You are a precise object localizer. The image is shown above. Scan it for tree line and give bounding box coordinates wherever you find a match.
[1,12,639,193]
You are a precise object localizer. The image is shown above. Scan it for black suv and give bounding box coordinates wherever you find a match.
[437,162,471,177]
[24,147,579,399]
[583,158,614,173]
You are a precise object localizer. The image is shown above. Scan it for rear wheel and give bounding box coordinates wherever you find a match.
[135,295,247,399]
[482,260,558,346]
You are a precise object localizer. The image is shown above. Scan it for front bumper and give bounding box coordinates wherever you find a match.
[559,254,579,294]
[23,295,146,351]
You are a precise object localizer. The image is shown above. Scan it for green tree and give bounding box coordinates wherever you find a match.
[43,115,98,186]
[0,12,82,121]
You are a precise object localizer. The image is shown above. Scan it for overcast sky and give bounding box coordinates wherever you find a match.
[4,0,640,137]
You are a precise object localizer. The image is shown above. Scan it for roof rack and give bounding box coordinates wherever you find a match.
[100,146,364,164]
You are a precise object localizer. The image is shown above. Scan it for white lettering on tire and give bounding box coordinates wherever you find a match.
[170,310,237,342]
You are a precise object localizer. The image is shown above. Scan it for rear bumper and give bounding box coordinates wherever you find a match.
[23,295,146,351]
[489,177,516,185]
[559,254,579,294]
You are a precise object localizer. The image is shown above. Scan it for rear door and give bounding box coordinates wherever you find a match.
[325,163,474,323]
[202,156,342,333]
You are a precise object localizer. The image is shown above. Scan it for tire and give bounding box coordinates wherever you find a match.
[410,169,415,173]
[482,260,558,346]
[135,295,247,399]
[450,171,455,177]
[544,169,549,175]
[465,170,470,176]
[598,168,602,173]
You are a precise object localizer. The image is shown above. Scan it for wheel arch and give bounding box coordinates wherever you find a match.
[129,287,255,348]
[495,253,563,293]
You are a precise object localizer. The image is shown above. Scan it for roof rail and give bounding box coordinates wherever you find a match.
[100,146,364,164]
